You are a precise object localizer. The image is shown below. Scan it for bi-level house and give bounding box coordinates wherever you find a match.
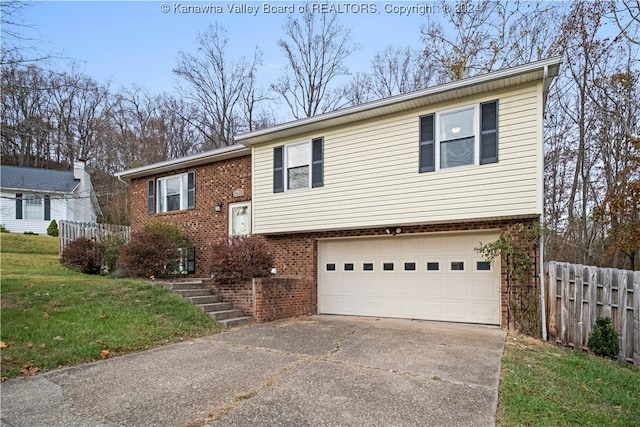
[116,57,561,328]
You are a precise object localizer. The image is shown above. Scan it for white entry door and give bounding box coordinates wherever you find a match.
[229,202,251,236]
[318,231,501,325]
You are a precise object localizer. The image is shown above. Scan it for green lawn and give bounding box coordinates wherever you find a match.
[1,233,221,379]
[498,334,640,426]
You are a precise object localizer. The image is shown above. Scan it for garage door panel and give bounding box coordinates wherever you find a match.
[318,232,501,325]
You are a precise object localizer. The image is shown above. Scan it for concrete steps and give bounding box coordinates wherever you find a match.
[167,280,253,329]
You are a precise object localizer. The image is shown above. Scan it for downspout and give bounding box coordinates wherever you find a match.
[539,64,549,341]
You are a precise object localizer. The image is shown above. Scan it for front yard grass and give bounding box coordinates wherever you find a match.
[498,334,640,426]
[1,233,221,380]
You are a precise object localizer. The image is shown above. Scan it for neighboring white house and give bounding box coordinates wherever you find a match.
[0,161,101,234]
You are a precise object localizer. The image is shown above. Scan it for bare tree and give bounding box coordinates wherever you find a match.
[343,72,374,106]
[369,46,432,98]
[48,67,110,165]
[174,23,262,148]
[1,64,53,167]
[611,0,640,45]
[0,0,51,66]
[421,0,564,82]
[272,6,357,118]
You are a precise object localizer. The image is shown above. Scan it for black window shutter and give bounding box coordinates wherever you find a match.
[148,180,155,214]
[480,100,498,165]
[419,114,435,173]
[15,193,22,219]
[187,172,195,209]
[311,137,324,188]
[44,196,51,221]
[273,146,284,193]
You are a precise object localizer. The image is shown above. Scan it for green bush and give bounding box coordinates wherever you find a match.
[210,235,274,281]
[588,317,620,359]
[47,219,59,236]
[60,237,103,274]
[98,234,127,275]
[118,223,192,278]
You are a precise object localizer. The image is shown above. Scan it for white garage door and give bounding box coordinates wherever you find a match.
[318,231,501,325]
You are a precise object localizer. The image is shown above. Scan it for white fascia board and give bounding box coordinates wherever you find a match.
[114,144,250,180]
[237,57,562,146]
[0,186,73,195]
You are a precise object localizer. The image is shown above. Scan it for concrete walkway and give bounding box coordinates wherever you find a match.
[0,316,506,427]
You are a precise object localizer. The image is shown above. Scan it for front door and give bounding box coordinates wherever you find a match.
[229,202,251,236]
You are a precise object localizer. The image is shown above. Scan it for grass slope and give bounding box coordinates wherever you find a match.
[498,334,640,426]
[1,233,221,379]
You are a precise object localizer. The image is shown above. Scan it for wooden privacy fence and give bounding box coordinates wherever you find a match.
[545,261,640,365]
[59,220,130,254]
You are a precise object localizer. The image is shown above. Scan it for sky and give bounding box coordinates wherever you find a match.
[22,1,435,99]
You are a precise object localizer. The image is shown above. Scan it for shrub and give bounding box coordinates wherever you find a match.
[47,219,59,237]
[60,237,103,274]
[210,235,274,281]
[588,317,620,359]
[119,223,192,278]
[98,234,127,275]
[0,224,9,233]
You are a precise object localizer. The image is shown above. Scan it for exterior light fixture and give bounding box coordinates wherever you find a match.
[384,227,403,236]
[215,201,223,212]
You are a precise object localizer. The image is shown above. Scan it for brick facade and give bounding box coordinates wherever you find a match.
[261,217,541,328]
[127,155,251,277]
[126,154,540,329]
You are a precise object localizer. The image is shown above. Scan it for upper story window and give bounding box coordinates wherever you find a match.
[274,137,324,192]
[15,193,51,221]
[419,100,498,172]
[148,172,195,214]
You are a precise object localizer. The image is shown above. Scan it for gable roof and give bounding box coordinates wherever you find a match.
[114,144,250,180]
[1,165,79,194]
[236,57,561,146]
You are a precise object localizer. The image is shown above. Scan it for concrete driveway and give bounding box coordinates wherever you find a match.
[0,316,506,427]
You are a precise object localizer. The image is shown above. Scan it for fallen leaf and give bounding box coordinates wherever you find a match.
[596,378,603,384]
[0,341,7,348]
[20,362,38,376]
[99,349,110,359]
[39,343,46,349]
[1,376,7,382]
[26,342,34,348]
[99,314,108,318]
[42,312,50,320]
[53,336,63,341]
[581,384,589,391]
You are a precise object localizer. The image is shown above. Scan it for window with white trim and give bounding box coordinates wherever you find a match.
[149,172,195,214]
[273,138,323,192]
[24,195,43,220]
[286,141,310,190]
[420,100,498,172]
[15,193,51,221]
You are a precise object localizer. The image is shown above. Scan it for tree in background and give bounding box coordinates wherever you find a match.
[174,23,262,148]
[421,0,562,82]
[272,7,357,118]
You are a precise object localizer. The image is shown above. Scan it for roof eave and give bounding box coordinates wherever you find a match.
[0,186,74,195]
[114,144,250,180]
[237,57,562,146]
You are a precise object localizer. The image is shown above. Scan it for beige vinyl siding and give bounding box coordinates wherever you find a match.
[253,82,543,234]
